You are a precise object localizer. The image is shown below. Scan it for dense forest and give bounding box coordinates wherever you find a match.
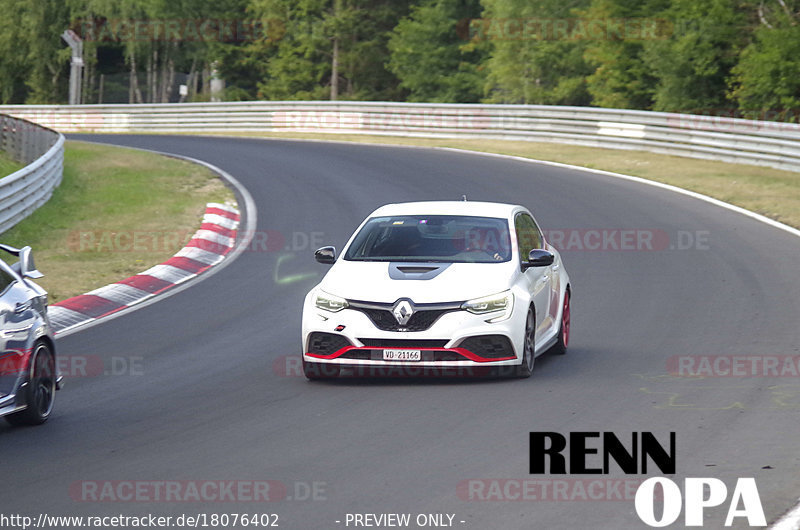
[1,0,798,120]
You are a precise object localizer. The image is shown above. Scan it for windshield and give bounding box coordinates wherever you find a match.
[344,215,512,263]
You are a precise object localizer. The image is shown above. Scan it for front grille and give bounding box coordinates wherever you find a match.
[457,335,515,359]
[339,340,466,362]
[349,299,462,332]
[307,332,351,356]
[429,351,465,361]
[357,307,455,331]
[358,339,449,348]
[338,349,468,362]
[339,350,373,360]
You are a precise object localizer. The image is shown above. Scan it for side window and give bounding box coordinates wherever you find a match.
[515,214,534,263]
[0,267,15,295]
[515,213,543,264]
[524,215,543,249]
[529,217,545,248]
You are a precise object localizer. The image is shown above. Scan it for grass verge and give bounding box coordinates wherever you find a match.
[221,132,800,229]
[0,150,23,176]
[0,140,235,303]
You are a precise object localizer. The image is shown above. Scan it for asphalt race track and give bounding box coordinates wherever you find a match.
[2,134,800,529]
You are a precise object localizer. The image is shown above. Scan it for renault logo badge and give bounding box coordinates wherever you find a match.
[392,299,415,325]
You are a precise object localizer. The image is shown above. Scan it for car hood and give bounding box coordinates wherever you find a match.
[318,260,518,303]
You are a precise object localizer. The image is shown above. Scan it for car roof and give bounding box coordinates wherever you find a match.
[369,201,524,219]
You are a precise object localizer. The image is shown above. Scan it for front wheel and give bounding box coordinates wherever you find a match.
[550,289,570,356]
[6,341,56,426]
[516,307,536,378]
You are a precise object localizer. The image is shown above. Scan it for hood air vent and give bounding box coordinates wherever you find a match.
[388,262,451,280]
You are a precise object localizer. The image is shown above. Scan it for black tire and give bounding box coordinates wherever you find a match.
[549,289,571,356]
[6,341,56,426]
[516,307,536,378]
[302,358,341,380]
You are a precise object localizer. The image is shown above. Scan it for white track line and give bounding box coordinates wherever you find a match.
[772,501,800,530]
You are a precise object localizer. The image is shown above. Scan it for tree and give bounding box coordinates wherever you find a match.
[481,0,592,105]
[0,0,32,103]
[387,0,486,102]
[642,0,749,113]
[19,0,73,103]
[580,0,669,109]
[250,0,411,101]
[730,0,800,119]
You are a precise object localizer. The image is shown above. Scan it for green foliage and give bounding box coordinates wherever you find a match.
[251,0,411,100]
[0,0,798,118]
[247,0,327,99]
[581,0,669,109]
[643,0,749,112]
[0,0,31,103]
[2,0,73,104]
[387,0,486,103]
[481,0,592,105]
[731,6,800,117]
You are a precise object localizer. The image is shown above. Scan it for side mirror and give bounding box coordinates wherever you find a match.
[19,246,43,279]
[524,249,554,269]
[314,246,337,265]
[0,244,44,279]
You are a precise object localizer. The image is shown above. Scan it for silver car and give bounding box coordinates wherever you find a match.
[0,245,61,425]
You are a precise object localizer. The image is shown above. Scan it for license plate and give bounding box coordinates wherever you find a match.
[383,349,421,362]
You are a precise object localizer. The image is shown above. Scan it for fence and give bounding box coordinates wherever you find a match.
[0,114,64,234]
[1,102,799,172]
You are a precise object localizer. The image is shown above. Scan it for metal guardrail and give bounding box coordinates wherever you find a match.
[0,114,64,234]
[1,102,799,172]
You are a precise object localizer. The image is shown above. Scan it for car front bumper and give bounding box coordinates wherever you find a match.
[301,300,526,373]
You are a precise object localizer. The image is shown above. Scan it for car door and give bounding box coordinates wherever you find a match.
[0,265,18,398]
[537,217,562,332]
[515,213,552,338]
[0,266,37,371]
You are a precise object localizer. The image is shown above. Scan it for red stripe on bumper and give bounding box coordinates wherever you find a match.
[306,346,516,363]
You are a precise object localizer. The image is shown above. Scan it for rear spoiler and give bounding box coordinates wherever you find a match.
[0,244,44,279]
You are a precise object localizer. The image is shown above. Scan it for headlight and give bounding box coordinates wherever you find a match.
[462,290,514,322]
[315,291,349,312]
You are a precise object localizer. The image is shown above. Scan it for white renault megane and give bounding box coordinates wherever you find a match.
[301,201,571,379]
